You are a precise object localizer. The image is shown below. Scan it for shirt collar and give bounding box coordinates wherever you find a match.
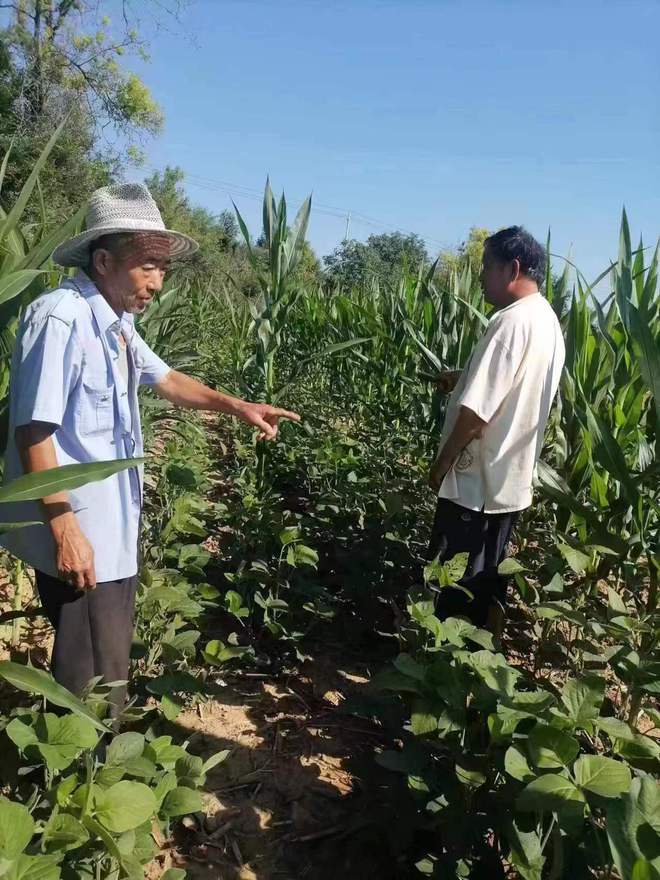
[68,271,128,335]
[490,292,542,321]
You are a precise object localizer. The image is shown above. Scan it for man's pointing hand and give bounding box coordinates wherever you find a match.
[238,402,301,441]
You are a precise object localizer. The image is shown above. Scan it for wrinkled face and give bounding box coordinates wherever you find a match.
[91,233,172,315]
[479,243,513,307]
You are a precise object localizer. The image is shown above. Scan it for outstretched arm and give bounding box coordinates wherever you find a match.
[153,370,300,441]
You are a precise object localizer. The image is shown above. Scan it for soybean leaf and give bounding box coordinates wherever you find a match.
[504,820,545,880]
[122,757,157,781]
[145,737,187,769]
[21,714,99,772]
[444,552,469,584]
[504,746,535,783]
[0,796,35,859]
[411,701,439,736]
[95,781,157,833]
[145,672,203,696]
[3,854,61,880]
[161,787,203,818]
[0,663,110,733]
[517,774,586,813]
[527,725,580,769]
[558,543,591,575]
[455,763,486,788]
[42,814,89,854]
[201,749,230,775]
[203,639,250,665]
[175,754,204,785]
[468,650,519,697]
[161,695,182,721]
[596,717,637,743]
[632,860,654,880]
[106,732,145,765]
[561,675,605,727]
[607,778,660,880]
[394,654,426,682]
[5,717,38,750]
[498,558,526,575]
[573,755,631,798]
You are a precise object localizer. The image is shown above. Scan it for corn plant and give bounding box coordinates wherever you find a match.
[533,213,659,727]
[233,181,369,489]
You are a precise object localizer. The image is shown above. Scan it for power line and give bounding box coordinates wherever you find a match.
[142,163,448,252]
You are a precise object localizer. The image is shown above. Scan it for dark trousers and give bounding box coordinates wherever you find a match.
[427,499,519,626]
[35,570,138,711]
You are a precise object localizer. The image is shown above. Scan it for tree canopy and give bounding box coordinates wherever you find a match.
[323,231,429,288]
[0,1,169,225]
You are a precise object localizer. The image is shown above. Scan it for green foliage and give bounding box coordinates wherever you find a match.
[145,166,242,290]
[323,230,429,287]
[0,674,219,877]
[436,226,490,283]
[0,125,658,880]
[0,1,165,229]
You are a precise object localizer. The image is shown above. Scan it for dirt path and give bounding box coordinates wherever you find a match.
[150,643,415,880]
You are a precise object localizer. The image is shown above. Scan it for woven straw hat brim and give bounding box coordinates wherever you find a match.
[51,223,199,268]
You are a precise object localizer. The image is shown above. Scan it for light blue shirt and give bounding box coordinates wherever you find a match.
[0,272,171,581]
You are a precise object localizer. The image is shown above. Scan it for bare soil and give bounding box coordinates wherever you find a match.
[147,644,415,880]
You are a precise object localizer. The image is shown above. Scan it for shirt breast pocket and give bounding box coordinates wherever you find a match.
[78,381,114,436]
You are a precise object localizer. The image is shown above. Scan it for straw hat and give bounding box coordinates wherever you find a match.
[52,182,199,267]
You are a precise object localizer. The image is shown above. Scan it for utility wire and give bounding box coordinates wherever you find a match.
[142,163,449,252]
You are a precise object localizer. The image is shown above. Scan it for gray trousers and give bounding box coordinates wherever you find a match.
[35,570,138,711]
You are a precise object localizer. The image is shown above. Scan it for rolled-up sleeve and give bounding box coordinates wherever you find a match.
[132,329,171,386]
[13,316,82,428]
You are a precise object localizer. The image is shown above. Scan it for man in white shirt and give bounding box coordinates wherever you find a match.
[428,226,565,626]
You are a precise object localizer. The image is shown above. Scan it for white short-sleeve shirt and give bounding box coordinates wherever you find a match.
[438,293,565,513]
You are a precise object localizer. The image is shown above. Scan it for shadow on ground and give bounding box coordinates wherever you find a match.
[151,642,421,880]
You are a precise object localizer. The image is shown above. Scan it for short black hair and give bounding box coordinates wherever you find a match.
[484,226,546,286]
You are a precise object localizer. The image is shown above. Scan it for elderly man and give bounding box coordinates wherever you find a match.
[428,226,565,626]
[1,183,299,708]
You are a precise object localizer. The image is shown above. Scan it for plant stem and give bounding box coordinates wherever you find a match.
[11,560,25,649]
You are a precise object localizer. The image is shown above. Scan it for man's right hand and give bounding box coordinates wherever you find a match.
[51,514,96,591]
[435,370,462,394]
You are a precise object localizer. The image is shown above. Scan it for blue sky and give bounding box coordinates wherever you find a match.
[128,0,659,282]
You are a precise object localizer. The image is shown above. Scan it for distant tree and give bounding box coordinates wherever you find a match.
[323,231,428,288]
[322,239,371,288]
[146,166,241,287]
[0,2,178,226]
[294,239,322,288]
[436,227,490,283]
